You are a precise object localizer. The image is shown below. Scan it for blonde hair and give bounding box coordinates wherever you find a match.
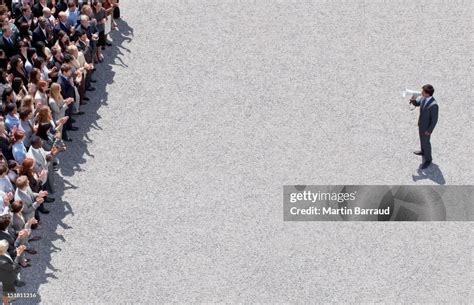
[0,240,8,255]
[50,83,64,104]
[66,45,78,56]
[15,175,29,189]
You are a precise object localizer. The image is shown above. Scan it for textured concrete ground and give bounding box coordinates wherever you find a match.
[16,0,472,304]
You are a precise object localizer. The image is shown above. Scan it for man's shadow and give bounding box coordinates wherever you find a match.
[412,163,446,185]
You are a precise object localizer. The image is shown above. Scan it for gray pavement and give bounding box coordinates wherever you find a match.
[16,1,472,303]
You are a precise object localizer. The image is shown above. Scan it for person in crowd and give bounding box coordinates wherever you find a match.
[33,79,48,107]
[0,123,12,160]
[25,48,39,76]
[14,175,46,225]
[18,106,34,148]
[0,240,26,305]
[9,56,28,86]
[4,102,19,132]
[0,26,18,58]
[0,164,13,194]
[27,136,57,193]
[92,1,106,61]
[11,129,27,163]
[48,82,73,141]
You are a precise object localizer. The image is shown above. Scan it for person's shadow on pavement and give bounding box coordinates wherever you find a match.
[412,163,446,185]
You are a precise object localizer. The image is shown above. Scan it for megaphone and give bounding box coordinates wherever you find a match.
[402,88,421,98]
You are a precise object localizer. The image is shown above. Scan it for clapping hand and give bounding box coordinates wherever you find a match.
[18,229,28,239]
[39,190,48,198]
[16,245,26,256]
[27,218,38,225]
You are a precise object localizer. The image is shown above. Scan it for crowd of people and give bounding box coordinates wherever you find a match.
[0,0,119,303]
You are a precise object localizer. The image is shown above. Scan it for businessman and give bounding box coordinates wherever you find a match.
[410,84,439,169]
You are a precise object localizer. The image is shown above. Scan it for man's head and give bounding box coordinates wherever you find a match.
[10,201,24,214]
[422,84,435,97]
[68,0,77,10]
[0,164,7,177]
[2,25,11,38]
[0,214,10,231]
[80,14,89,28]
[77,29,87,41]
[61,63,72,77]
[43,7,52,18]
[59,11,67,23]
[15,175,29,190]
[21,5,32,18]
[38,16,47,29]
[31,136,43,149]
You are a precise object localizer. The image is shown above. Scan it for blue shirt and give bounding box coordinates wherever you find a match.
[12,142,27,164]
[5,114,20,132]
[67,9,80,26]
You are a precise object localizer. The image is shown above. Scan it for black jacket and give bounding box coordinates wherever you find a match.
[417,97,439,133]
[0,255,21,285]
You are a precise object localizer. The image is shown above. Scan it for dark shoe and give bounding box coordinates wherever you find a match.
[45,197,55,203]
[421,161,432,170]
[37,206,50,214]
[73,111,85,116]
[90,79,97,83]
[83,96,90,100]
[80,101,88,105]
[86,86,96,91]
[69,126,79,131]
[106,41,112,46]
[29,236,42,241]
[25,249,37,254]
[413,151,424,156]
[14,280,25,287]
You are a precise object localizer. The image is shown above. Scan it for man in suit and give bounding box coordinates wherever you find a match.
[0,215,16,259]
[14,4,36,32]
[0,240,27,303]
[54,11,74,37]
[14,175,46,225]
[0,25,18,58]
[32,16,52,48]
[410,84,439,169]
[33,0,51,18]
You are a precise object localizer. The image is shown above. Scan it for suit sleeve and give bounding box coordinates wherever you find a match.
[427,105,439,133]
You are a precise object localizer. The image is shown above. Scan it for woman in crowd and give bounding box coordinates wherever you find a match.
[9,56,28,86]
[1,87,14,115]
[25,48,37,75]
[49,83,72,141]
[34,80,48,108]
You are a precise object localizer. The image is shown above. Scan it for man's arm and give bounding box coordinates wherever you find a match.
[426,105,439,134]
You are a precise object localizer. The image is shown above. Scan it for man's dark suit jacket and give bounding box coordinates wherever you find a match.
[0,36,19,58]
[33,1,54,18]
[417,97,439,133]
[32,25,49,47]
[15,15,36,31]
[54,21,72,36]
[0,255,21,286]
[0,231,16,260]
[57,75,75,100]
